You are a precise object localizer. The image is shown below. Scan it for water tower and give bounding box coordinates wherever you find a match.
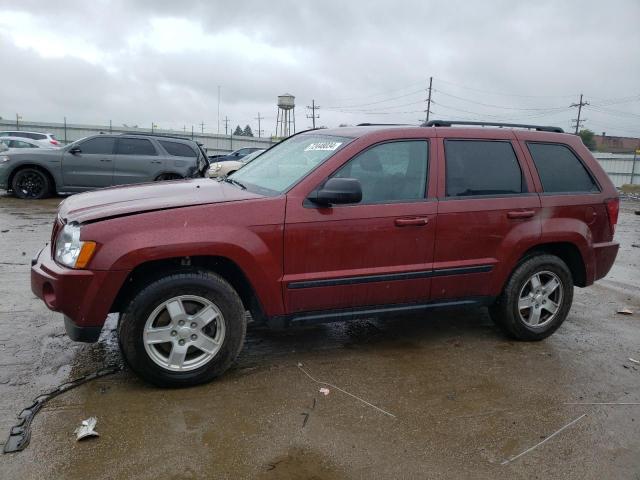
[276,93,295,138]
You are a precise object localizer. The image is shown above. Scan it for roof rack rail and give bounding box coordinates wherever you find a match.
[118,131,192,141]
[356,123,411,127]
[423,120,564,133]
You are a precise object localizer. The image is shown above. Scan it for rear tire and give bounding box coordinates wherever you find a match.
[11,168,52,199]
[118,271,246,387]
[489,254,573,341]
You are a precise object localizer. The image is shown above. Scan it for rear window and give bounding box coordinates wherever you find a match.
[445,140,524,197]
[159,140,196,157]
[527,143,599,193]
[116,138,158,156]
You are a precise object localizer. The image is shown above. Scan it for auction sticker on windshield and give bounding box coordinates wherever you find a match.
[304,142,343,151]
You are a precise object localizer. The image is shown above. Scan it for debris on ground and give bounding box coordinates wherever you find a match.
[632,244,640,248]
[617,308,634,315]
[629,358,640,365]
[319,387,330,396]
[74,417,99,441]
[3,365,121,453]
[501,414,587,465]
[296,363,396,418]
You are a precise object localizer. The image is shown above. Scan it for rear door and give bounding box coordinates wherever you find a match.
[113,137,164,185]
[432,130,541,300]
[283,138,437,313]
[61,136,115,188]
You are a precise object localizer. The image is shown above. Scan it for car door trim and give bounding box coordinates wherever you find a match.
[287,264,493,289]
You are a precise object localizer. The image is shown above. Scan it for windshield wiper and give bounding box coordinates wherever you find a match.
[223,176,246,190]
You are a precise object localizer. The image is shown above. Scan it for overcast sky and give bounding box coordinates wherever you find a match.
[1,0,639,137]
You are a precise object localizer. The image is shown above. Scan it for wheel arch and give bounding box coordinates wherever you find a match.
[517,242,587,287]
[110,255,267,324]
[8,163,57,193]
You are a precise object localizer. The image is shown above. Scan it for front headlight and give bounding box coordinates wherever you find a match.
[214,163,222,171]
[54,223,96,269]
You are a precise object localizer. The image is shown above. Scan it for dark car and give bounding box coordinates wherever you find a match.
[31,121,619,387]
[214,147,263,162]
[0,133,209,199]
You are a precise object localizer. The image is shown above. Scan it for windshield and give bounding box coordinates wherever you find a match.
[230,134,352,195]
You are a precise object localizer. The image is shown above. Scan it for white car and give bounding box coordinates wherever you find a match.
[0,130,61,148]
[0,136,58,150]
[209,149,265,178]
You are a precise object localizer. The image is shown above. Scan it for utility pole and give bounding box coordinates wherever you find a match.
[200,121,205,133]
[306,99,320,129]
[217,85,221,150]
[254,112,264,138]
[223,116,230,136]
[425,77,433,123]
[64,117,67,144]
[109,120,112,133]
[191,125,194,139]
[570,93,589,135]
[16,113,21,130]
[151,122,158,133]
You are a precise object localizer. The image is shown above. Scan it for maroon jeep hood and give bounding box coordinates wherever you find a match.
[58,178,263,224]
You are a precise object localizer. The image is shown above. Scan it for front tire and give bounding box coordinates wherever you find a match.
[118,271,246,387]
[11,168,52,199]
[489,254,573,341]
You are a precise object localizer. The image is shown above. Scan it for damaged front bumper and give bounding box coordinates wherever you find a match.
[30,244,128,343]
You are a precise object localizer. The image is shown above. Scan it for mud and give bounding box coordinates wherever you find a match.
[0,192,639,479]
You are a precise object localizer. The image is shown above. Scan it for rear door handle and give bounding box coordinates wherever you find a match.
[99,158,112,162]
[395,217,429,227]
[151,160,163,164]
[507,210,535,219]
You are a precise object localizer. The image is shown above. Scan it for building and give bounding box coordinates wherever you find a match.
[593,133,640,154]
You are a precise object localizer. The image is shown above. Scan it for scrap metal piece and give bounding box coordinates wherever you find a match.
[3,365,121,453]
[75,417,99,440]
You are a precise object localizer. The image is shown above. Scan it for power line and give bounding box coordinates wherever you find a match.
[306,99,320,128]
[435,78,577,99]
[325,89,424,110]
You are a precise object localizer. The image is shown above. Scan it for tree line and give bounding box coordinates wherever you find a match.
[233,125,254,137]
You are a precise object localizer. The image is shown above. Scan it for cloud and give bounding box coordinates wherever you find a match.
[0,0,638,136]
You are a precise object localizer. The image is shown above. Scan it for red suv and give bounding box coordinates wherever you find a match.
[31,121,619,386]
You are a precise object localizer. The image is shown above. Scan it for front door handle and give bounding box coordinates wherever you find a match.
[395,217,429,227]
[99,158,112,162]
[151,160,163,164]
[507,210,535,219]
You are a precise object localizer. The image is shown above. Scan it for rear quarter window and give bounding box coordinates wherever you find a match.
[158,141,197,157]
[444,140,524,197]
[527,143,599,193]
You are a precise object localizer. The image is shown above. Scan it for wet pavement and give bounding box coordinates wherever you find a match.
[0,192,639,479]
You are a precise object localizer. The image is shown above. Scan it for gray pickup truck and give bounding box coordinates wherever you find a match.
[0,133,210,199]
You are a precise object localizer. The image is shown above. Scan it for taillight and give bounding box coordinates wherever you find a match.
[50,139,59,145]
[605,197,619,236]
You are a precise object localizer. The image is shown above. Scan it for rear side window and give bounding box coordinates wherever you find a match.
[79,137,115,154]
[158,140,196,157]
[445,140,523,197]
[527,143,598,193]
[116,138,158,156]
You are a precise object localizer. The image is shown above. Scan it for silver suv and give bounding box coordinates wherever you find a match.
[0,133,210,199]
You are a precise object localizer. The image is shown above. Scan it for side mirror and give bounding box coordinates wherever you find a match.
[310,177,362,206]
[69,146,81,154]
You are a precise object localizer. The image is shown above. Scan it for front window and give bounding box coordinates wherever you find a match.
[230,134,352,195]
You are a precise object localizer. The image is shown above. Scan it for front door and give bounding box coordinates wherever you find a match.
[283,139,436,313]
[432,134,541,300]
[62,136,115,188]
